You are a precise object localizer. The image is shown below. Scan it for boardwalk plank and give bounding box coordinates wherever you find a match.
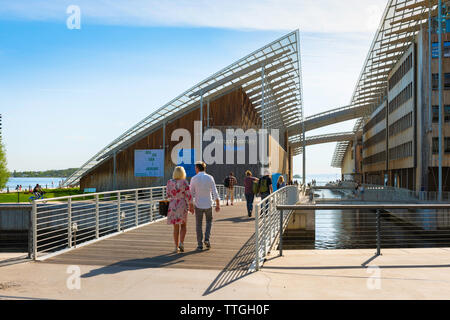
[45,202,256,270]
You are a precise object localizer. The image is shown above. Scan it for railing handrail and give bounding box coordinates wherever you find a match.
[34,186,167,203]
[253,185,300,271]
[34,184,244,203]
[277,204,450,210]
[255,184,298,206]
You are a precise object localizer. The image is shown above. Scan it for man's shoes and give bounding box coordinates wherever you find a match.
[196,246,203,251]
[204,241,211,250]
[178,243,184,252]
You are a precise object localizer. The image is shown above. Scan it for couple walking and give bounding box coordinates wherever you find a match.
[165,161,220,253]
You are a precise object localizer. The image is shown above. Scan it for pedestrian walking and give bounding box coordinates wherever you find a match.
[224,172,237,206]
[259,170,273,200]
[166,166,193,253]
[243,170,258,217]
[277,175,286,190]
[190,161,220,251]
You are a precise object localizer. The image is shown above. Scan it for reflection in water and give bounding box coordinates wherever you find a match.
[284,189,450,250]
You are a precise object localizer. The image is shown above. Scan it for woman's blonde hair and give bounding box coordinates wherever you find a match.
[173,166,186,180]
[245,170,252,176]
[278,175,284,183]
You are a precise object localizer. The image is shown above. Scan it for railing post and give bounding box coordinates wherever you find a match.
[376,209,381,256]
[95,194,99,239]
[31,200,37,259]
[150,189,153,222]
[255,205,260,271]
[68,198,72,248]
[279,207,283,257]
[262,200,266,257]
[117,191,121,232]
[135,190,139,227]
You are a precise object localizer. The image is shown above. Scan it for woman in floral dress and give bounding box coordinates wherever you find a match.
[166,166,193,253]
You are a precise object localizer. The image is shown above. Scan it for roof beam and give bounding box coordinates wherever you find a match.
[189,50,291,97]
[380,35,415,47]
[396,0,436,12]
[376,45,409,56]
[384,24,422,37]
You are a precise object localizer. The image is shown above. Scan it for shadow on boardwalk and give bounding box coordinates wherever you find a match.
[202,233,256,296]
[80,250,204,278]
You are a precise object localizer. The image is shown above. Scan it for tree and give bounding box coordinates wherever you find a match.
[293,174,301,179]
[0,139,10,189]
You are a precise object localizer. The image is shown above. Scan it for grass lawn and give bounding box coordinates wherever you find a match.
[0,188,85,203]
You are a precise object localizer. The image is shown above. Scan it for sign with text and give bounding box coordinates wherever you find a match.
[135,149,164,177]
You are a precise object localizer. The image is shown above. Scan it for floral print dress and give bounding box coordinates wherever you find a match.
[166,179,192,225]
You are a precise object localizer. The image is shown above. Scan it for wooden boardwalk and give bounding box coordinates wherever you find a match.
[44,202,256,271]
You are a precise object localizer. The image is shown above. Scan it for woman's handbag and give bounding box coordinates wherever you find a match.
[159,200,170,217]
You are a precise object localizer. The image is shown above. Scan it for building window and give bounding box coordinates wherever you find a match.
[433,137,439,154]
[389,141,413,161]
[363,107,386,133]
[389,112,412,137]
[431,42,450,58]
[363,151,386,165]
[388,83,413,114]
[435,137,450,154]
[389,53,413,90]
[431,105,450,123]
[432,73,450,90]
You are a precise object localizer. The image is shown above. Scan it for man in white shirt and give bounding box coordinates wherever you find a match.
[189,161,220,250]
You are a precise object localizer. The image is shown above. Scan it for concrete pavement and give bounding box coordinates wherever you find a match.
[1,248,450,299]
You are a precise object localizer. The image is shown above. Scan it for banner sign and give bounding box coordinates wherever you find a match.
[134,149,164,177]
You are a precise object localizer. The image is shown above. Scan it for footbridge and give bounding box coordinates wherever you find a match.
[30,185,301,277]
[290,131,356,154]
[286,103,372,138]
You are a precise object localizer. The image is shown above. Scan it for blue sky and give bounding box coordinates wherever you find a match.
[0,0,383,175]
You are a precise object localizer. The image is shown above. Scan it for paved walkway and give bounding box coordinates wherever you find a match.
[2,248,450,299]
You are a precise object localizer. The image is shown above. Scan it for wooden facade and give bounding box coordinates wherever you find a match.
[80,87,291,191]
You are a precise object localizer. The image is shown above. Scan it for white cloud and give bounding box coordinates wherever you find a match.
[0,0,386,33]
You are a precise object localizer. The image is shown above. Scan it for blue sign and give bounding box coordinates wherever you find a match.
[272,173,282,192]
[177,149,196,178]
[135,149,164,177]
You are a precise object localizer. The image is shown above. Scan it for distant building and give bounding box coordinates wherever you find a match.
[339,7,450,192]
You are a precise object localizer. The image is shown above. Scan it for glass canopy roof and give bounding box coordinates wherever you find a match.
[63,30,304,187]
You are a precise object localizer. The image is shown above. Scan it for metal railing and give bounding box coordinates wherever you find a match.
[31,184,245,260]
[32,186,168,260]
[253,185,300,271]
[315,186,450,203]
[216,185,245,204]
[276,203,450,256]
